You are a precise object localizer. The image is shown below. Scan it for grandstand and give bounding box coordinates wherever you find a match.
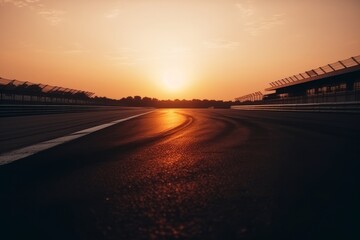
[236,55,360,104]
[0,77,94,104]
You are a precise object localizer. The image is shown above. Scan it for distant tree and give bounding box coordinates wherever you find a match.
[101,95,236,108]
[142,97,152,107]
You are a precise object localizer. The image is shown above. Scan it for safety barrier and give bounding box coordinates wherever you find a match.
[231,102,360,113]
[0,105,134,117]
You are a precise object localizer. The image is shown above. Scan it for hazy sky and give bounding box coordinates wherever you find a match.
[1,0,360,100]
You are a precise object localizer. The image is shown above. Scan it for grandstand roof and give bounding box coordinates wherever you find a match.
[265,55,360,91]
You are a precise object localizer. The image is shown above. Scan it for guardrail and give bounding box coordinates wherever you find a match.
[0,93,94,105]
[231,102,360,113]
[0,105,137,117]
[235,91,263,102]
[259,89,360,105]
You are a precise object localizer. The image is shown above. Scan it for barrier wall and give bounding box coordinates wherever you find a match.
[231,102,360,113]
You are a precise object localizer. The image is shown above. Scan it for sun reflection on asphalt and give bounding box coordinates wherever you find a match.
[155,109,185,133]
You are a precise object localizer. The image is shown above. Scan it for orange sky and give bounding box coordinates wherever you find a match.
[1,0,360,100]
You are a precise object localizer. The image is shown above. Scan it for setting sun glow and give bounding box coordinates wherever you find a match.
[162,69,186,92]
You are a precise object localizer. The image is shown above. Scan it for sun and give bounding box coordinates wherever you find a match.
[162,69,185,92]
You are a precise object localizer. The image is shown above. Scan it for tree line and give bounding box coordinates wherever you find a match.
[94,96,238,108]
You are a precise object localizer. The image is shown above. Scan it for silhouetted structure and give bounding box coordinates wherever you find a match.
[235,55,360,104]
[0,77,235,108]
[263,55,360,103]
[0,78,94,104]
[235,92,263,103]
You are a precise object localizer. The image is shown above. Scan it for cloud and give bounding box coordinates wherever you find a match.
[114,56,138,66]
[107,55,141,66]
[38,9,65,25]
[1,0,65,25]
[105,9,120,19]
[244,14,285,36]
[106,48,142,66]
[203,39,240,49]
[235,1,285,36]
[59,42,86,55]
[1,0,28,7]
[1,0,39,8]
[235,2,254,17]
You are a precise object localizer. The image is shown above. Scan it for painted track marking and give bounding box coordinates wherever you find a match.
[0,110,155,166]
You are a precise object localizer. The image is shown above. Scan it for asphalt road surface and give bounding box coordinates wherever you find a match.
[0,109,359,240]
[0,107,152,154]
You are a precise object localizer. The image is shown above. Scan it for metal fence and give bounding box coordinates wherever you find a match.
[0,77,95,104]
[235,91,263,102]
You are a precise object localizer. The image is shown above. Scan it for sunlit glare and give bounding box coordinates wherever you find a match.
[162,69,186,92]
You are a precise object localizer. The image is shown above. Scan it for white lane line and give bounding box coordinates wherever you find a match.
[0,110,155,166]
